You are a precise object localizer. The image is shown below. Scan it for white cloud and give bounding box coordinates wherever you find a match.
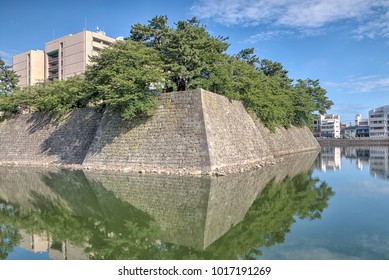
[352,10,389,39]
[191,0,389,38]
[325,75,389,93]
[245,30,294,43]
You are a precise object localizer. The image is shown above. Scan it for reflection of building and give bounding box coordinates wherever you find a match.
[313,114,341,138]
[316,147,341,171]
[369,105,389,139]
[343,147,370,170]
[341,146,389,179]
[369,146,389,180]
[19,230,88,260]
[19,231,51,253]
[13,30,116,87]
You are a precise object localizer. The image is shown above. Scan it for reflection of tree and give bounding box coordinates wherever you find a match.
[32,170,159,259]
[0,201,21,259]
[0,168,333,260]
[0,170,159,259]
[203,171,334,259]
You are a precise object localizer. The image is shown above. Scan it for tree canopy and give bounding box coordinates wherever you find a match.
[0,16,333,129]
[0,57,19,96]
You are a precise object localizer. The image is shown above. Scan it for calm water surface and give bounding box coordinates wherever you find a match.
[1,146,388,260]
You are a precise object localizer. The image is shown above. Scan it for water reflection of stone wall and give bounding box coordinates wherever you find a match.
[0,150,318,259]
[0,167,64,211]
[204,151,317,247]
[85,174,211,249]
[86,151,318,249]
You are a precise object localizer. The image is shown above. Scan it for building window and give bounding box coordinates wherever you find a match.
[47,50,59,81]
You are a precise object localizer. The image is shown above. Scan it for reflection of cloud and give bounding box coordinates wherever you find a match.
[358,180,389,195]
[325,75,389,93]
[261,246,355,260]
[191,0,389,39]
[259,233,389,259]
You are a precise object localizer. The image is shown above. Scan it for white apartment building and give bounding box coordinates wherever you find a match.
[314,114,341,138]
[369,105,389,139]
[13,30,116,87]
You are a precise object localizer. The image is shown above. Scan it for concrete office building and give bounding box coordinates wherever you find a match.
[313,114,341,138]
[45,30,116,81]
[12,50,45,86]
[369,105,389,139]
[13,30,116,87]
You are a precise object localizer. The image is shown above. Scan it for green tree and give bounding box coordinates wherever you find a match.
[259,59,293,88]
[130,16,229,91]
[85,40,166,120]
[0,16,333,131]
[295,79,333,115]
[163,18,229,91]
[290,86,316,127]
[0,57,19,96]
[236,48,260,66]
[130,15,170,48]
[33,75,88,116]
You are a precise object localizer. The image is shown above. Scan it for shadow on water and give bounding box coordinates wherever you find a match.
[0,150,334,260]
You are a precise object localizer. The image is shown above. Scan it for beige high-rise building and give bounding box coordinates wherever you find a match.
[12,50,45,87]
[13,30,116,87]
[45,30,116,81]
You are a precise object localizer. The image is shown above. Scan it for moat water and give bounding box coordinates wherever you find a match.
[1,146,389,260]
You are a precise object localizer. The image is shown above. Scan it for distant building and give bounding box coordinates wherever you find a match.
[369,105,389,139]
[344,125,357,138]
[341,114,370,139]
[314,114,341,138]
[45,30,116,81]
[355,114,369,126]
[12,50,45,86]
[356,125,370,138]
[13,30,116,87]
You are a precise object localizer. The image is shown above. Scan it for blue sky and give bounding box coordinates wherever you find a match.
[1,0,389,123]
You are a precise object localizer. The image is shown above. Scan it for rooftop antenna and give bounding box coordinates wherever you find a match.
[84,17,87,31]
[52,28,55,40]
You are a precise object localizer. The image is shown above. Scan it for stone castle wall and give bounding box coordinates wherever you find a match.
[0,89,319,174]
[83,91,211,174]
[0,108,101,166]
